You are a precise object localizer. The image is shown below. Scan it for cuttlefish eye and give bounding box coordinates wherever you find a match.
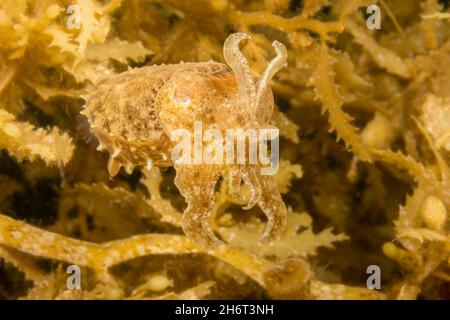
[172,90,192,107]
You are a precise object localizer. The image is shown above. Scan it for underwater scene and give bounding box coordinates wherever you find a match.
[0,0,449,300]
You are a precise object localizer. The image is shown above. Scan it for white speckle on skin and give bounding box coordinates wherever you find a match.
[146,159,153,170]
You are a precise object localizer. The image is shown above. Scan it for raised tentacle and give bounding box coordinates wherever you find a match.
[174,164,222,248]
[256,173,287,243]
[255,40,288,109]
[223,33,257,122]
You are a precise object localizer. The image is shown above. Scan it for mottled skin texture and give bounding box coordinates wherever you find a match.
[83,33,288,248]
